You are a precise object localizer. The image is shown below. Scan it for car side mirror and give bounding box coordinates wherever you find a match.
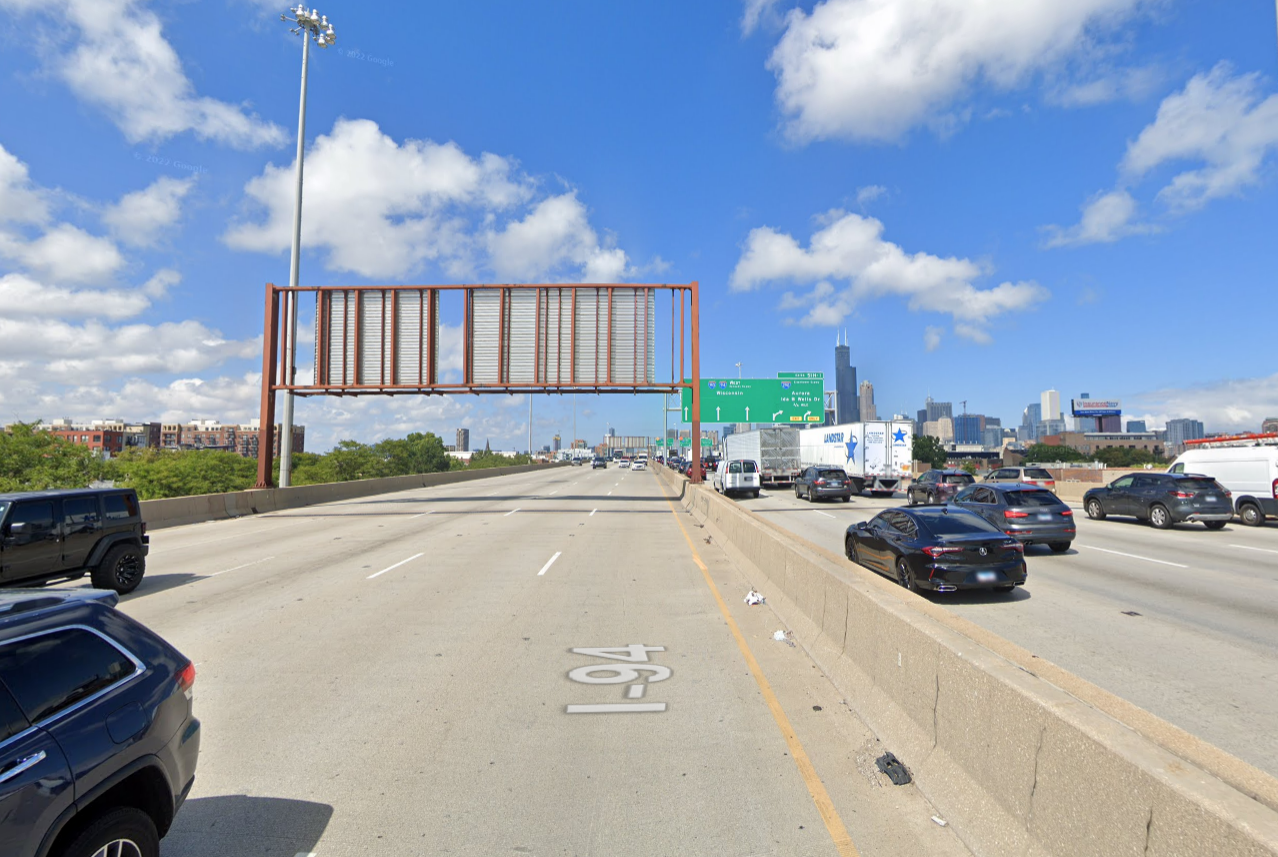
[855,521,868,530]
[7,522,26,535]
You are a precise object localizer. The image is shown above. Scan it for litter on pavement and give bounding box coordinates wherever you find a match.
[875,752,912,785]
[773,629,796,647]
[745,590,765,605]
[931,816,948,827]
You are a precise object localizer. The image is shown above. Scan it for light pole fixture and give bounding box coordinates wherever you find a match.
[735,361,742,378]
[276,5,335,487]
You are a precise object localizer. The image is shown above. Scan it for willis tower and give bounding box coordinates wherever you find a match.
[834,331,858,424]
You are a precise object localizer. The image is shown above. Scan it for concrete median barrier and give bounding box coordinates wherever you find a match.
[142,464,559,530]
[656,466,1278,856]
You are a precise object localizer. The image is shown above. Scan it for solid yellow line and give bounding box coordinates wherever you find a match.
[657,481,861,857]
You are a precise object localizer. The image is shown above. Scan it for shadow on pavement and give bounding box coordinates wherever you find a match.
[163,794,332,856]
[930,586,1033,606]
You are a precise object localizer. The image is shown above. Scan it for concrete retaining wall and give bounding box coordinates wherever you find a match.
[141,464,558,530]
[657,466,1278,857]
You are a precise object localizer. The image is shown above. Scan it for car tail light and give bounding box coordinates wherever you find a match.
[1003,542,1025,552]
[1273,478,1278,500]
[140,522,147,535]
[1004,510,1030,518]
[815,479,826,485]
[1172,491,1194,499]
[1060,509,1073,516]
[177,661,196,694]
[922,546,962,558]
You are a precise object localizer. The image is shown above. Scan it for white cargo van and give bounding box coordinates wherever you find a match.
[714,459,761,498]
[1167,447,1278,526]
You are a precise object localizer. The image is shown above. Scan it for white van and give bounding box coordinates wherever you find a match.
[1167,447,1278,526]
[714,459,761,498]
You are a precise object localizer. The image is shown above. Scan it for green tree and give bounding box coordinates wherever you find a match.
[1094,447,1162,468]
[0,422,110,491]
[110,448,256,499]
[1021,443,1089,464]
[373,432,450,476]
[912,434,949,470]
[960,460,978,475]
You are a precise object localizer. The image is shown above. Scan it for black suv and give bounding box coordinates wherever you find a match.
[907,470,976,505]
[1083,473,1233,529]
[0,490,149,594]
[0,588,200,857]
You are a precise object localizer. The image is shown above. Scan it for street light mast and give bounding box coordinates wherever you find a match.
[278,5,335,487]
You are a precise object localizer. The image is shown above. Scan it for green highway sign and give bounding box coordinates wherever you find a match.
[680,378,824,424]
[678,438,714,448]
[777,371,824,380]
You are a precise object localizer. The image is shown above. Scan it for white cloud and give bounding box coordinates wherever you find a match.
[1126,374,1278,434]
[103,176,194,247]
[226,118,631,283]
[0,146,50,225]
[730,210,1047,339]
[0,0,286,149]
[0,273,151,320]
[0,223,124,284]
[741,0,784,35]
[1123,64,1278,211]
[923,326,942,352]
[486,193,628,282]
[140,268,180,298]
[1042,189,1157,247]
[766,0,1147,143]
[855,185,887,207]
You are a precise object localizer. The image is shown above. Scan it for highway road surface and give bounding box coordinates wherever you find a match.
[740,483,1278,779]
[56,466,973,857]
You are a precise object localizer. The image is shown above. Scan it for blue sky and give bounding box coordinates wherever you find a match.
[2,0,1277,452]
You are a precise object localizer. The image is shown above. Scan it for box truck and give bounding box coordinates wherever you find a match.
[723,428,802,487]
[799,420,914,496]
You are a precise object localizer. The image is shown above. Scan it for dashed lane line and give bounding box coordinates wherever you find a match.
[812,510,836,519]
[409,511,432,519]
[537,551,563,576]
[1230,544,1278,555]
[366,553,424,580]
[505,508,521,517]
[1078,545,1188,568]
[589,509,598,517]
[208,556,276,577]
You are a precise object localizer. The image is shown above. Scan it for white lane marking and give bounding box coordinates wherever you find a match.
[367,552,425,580]
[504,508,521,517]
[607,491,613,496]
[537,551,563,576]
[590,509,598,517]
[566,703,667,713]
[1230,544,1278,555]
[812,510,836,519]
[207,556,276,577]
[549,490,558,496]
[409,511,432,519]
[1079,545,1188,568]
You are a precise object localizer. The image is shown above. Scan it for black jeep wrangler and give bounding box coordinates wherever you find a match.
[0,489,149,594]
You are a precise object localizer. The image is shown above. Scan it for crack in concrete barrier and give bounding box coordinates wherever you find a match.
[1026,723,1047,830]
[1144,807,1154,855]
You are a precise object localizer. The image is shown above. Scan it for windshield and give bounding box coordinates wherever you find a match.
[1024,468,1053,479]
[1004,489,1061,508]
[818,469,844,479]
[0,501,8,523]
[920,511,1001,535]
[743,461,758,473]
[1176,478,1223,491]
[942,474,976,484]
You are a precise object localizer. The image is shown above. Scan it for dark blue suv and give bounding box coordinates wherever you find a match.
[0,589,200,857]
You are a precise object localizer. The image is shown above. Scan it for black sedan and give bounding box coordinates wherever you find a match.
[953,483,1075,552]
[794,466,852,502]
[845,507,1027,593]
[1083,473,1233,530]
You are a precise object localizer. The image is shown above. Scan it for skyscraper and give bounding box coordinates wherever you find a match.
[456,428,470,452]
[858,380,876,421]
[1166,418,1205,450]
[924,396,952,422]
[1020,403,1041,441]
[1041,389,1062,422]
[834,331,858,424]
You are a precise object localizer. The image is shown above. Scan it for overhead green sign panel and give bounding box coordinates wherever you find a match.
[777,371,824,380]
[680,378,824,424]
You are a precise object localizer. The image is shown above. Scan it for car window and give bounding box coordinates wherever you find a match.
[0,683,30,744]
[943,474,975,485]
[62,497,101,533]
[818,469,843,479]
[973,487,997,504]
[1004,489,1060,508]
[6,501,54,539]
[103,493,139,521]
[742,461,758,473]
[729,461,742,474]
[0,629,138,724]
[953,486,977,503]
[1112,476,1135,488]
[884,511,918,538]
[919,511,1000,535]
[1175,478,1223,491]
[1024,468,1053,480]
[1133,475,1162,488]
[1169,463,1185,474]
[919,472,935,483]
[0,501,8,523]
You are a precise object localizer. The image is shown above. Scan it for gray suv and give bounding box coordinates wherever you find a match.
[0,489,149,594]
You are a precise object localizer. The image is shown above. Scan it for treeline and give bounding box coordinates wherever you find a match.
[1019,443,1165,467]
[0,422,531,500]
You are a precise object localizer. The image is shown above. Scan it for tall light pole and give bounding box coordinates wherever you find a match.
[278,5,335,487]
[735,361,742,379]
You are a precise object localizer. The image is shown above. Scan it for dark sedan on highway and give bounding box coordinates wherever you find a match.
[953,483,1075,552]
[794,466,852,502]
[1083,473,1233,530]
[845,506,1026,593]
[907,469,975,505]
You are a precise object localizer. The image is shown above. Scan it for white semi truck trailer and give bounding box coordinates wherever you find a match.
[799,420,915,496]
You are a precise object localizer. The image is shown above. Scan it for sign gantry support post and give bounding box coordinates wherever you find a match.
[255,284,280,489]
[690,280,702,483]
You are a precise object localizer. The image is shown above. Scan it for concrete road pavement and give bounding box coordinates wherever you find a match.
[736,483,1278,778]
[58,467,973,857]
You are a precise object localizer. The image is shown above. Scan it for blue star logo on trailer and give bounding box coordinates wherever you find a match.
[845,436,857,460]
[893,428,907,444]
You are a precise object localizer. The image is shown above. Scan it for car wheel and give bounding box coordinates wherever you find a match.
[1149,504,1173,529]
[807,489,816,504]
[1048,541,1071,553]
[90,544,146,594]
[907,492,917,506]
[1240,503,1265,527]
[926,491,936,505]
[795,485,801,499]
[895,557,917,592]
[60,807,159,857]
[752,490,760,499]
[1204,521,1227,530]
[1086,499,1106,520]
[845,537,858,562]
[842,495,851,503]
